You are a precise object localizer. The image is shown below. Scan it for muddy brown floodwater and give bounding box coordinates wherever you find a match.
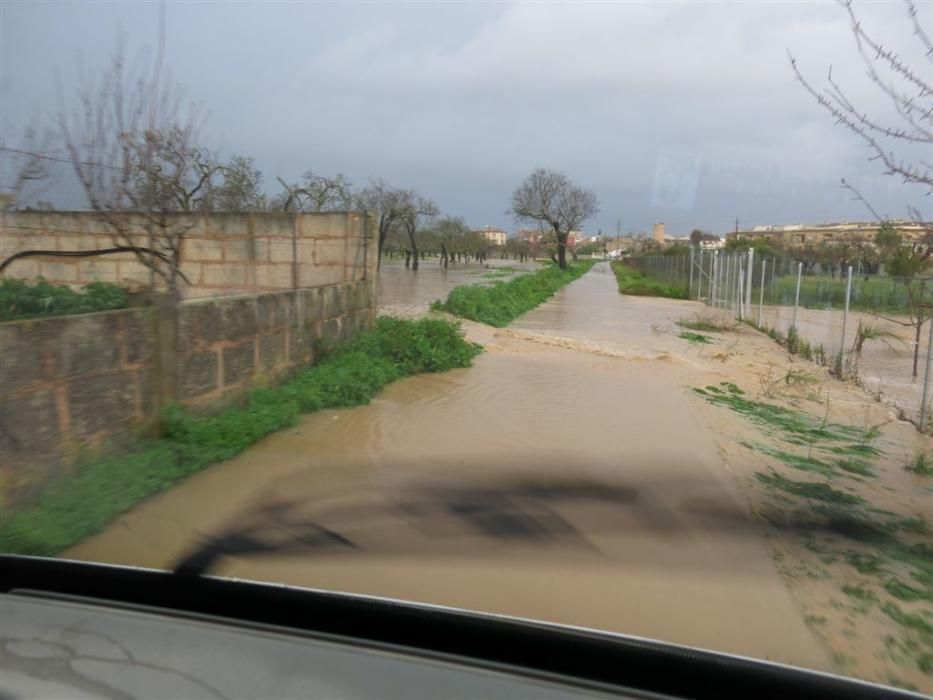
[73,261,889,676]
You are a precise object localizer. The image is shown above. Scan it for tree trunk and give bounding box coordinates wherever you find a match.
[557,242,567,270]
[441,243,448,268]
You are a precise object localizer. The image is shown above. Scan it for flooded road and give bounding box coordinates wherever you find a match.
[67,262,832,671]
[377,258,538,316]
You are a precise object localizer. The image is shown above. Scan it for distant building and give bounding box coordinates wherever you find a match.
[699,233,723,250]
[725,220,928,249]
[475,225,507,246]
[652,222,666,244]
[515,228,545,244]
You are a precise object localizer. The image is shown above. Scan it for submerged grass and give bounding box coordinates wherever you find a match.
[693,382,870,444]
[678,331,712,344]
[434,260,595,327]
[0,317,483,556]
[677,316,737,333]
[610,261,688,299]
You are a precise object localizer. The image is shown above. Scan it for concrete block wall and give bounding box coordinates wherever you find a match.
[174,281,376,408]
[0,211,374,299]
[0,280,376,509]
[0,308,158,506]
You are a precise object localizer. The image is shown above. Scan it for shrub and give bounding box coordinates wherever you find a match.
[0,278,128,321]
[435,261,595,327]
[0,317,482,556]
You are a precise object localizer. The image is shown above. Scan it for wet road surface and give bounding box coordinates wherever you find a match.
[67,262,832,670]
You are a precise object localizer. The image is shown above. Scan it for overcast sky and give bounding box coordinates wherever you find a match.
[2,0,931,235]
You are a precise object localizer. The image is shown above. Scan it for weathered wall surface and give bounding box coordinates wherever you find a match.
[174,282,375,407]
[0,211,378,509]
[0,211,371,299]
[0,308,158,504]
[0,282,376,508]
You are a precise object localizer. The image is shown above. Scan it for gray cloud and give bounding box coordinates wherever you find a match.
[3,0,930,234]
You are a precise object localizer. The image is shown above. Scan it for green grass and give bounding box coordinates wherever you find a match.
[0,278,128,321]
[754,471,863,505]
[610,261,688,299]
[0,317,482,556]
[433,260,595,327]
[678,331,712,344]
[772,274,927,315]
[693,382,870,444]
[906,452,933,478]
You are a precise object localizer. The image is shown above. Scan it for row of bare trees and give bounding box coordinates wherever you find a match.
[1,33,600,299]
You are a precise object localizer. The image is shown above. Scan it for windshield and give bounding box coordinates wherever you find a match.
[1,1,931,694]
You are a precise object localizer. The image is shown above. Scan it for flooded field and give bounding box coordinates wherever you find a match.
[757,304,927,418]
[67,262,932,689]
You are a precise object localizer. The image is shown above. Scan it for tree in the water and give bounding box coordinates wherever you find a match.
[511,168,598,270]
[397,191,438,271]
[356,179,408,269]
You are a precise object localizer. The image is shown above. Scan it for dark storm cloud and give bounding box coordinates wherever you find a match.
[2,0,930,234]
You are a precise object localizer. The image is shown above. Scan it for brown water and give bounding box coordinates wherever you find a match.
[377,258,538,316]
[67,262,832,670]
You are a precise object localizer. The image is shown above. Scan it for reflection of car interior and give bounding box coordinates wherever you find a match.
[1,555,917,699]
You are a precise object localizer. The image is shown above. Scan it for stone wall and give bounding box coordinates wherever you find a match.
[0,211,379,509]
[0,211,371,299]
[173,282,375,408]
[0,308,158,504]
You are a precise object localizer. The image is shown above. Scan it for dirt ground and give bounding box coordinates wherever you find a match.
[66,265,932,692]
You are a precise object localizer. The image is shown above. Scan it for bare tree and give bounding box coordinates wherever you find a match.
[791,0,933,384]
[431,216,471,268]
[356,178,407,269]
[274,171,353,213]
[56,38,216,301]
[0,124,55,211]
[511,168,598,270]
[397,191,438,271]
[789,0,932,217]
[210,155,266,212]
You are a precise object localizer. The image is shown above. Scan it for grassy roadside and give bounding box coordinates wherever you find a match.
[433,260,596,327]
[0,317,482,556]
[610,261,687,299]
[694,381,933,685]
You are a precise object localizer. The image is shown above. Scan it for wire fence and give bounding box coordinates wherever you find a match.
[627,250,933,430]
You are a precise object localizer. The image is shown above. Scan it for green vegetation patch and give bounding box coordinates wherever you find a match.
[0,317,482,556]
[678,331,712,344]
[434,260,595,327]
[610,261,688,299]
[754,471,863,505]
[906,452,933,478]
[693,382,870,444]
[0,278,128,321]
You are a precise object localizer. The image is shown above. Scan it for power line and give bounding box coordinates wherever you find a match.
[0,146,123,171]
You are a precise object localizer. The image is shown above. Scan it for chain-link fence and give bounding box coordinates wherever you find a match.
[627,250,933,430]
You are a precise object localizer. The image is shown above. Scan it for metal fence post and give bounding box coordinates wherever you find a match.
[712,251,719,307]
[725,254,732,310]
[920,318,933,432]
[696,249,704,302]
[840,265,853,377]
[689,248,695,298]
[745,248,754,324]
[758,258,766,328]
[738,268,745,320]
[792,261,802,330]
